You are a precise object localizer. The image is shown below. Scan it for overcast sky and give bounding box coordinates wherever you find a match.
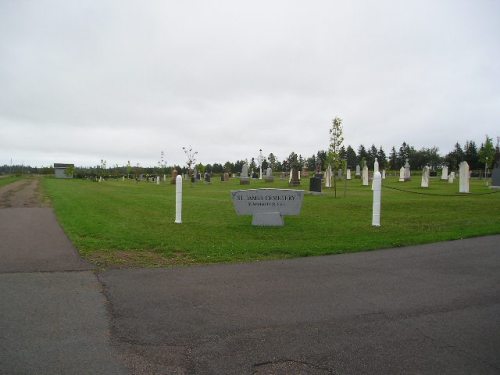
[1,0,499,168]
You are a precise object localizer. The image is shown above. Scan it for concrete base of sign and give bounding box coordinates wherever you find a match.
[240,177,250,185]
[252,212,284,226]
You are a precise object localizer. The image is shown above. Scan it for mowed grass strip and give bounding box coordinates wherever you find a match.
[0,175,22,187]
[42,176,500,267]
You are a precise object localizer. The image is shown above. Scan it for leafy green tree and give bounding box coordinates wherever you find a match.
[316,150,328,170]
[389,146,398,170]
[445,142,465,171]
[182,146,198,176]
[478,135,495,171]
[346,146,357,169]
[328,117,344,198]
[267,153,277,170]
[377,146,387,170]
[464,141,479,170]
[357,145,367,165]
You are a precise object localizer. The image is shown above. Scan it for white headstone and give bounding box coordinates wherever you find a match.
[355,165,361,176]
[382,170,386,179]
[241,163,249,178]
[374,158,379,173]
[448,171,455,183]
[325,165,332,188]
[372,171,382,226]
[404,159,411,181]
[156,176,160,185]
[289,169,293,183]
[362,166,369,186]
[346,168,351,180]
[399,167,405,182]
[459,161,470,193]
[441,166,448,180]
[421,166,430,188]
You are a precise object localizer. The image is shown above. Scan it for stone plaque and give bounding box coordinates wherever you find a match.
[231,188,304,226]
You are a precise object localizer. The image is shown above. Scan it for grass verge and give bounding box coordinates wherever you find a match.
[42,176,500,267]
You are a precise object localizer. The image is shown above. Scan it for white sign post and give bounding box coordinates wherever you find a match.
[372,171,381,226]
[175,175,182,224]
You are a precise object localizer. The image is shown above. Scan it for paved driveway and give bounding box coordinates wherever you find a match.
[101,235,500,374]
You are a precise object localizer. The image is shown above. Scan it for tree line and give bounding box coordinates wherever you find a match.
[1,136,496,177]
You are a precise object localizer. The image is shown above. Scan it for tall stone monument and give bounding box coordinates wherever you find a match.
[459,161,469,193]
[240,163,250,185]
[404,159,411,181]
[362,165,369,186]
[325,165,332,188]
[421,166,430,188]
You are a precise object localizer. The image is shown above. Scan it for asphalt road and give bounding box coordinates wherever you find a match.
[101,235,500,374]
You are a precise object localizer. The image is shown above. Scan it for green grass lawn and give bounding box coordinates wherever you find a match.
[0,175,22,188]
[42,175,500,267]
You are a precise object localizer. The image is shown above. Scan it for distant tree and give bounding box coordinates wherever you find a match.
[367,144,378,168]
[223,161,234,173]
[389,146,398,170]
[316,150,328,170]
[357,145,367,165]
[445,142,465,171]
[328,117,344,198]
[345,146,357,169]
[377,146,387,170]
[306,155,316,171]
[464,141,479,170]
[233,160,245,174]
[478,135,495,171]
[267,153,277,170]
[182,146,198,176]
[287,152,300,170]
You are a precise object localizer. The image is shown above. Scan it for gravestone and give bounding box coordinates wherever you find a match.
[404,159,411,181]
[448,171,455,183]
[171,170,178,184]
[399,167,405,182]
[374,158,379,173]
[325,165,332,188]
[355,165,361,177]
[301,168,309,178]
[421,166,430,188]
[224,172,229,182]
[382,170,386,179]
[290,168,300,186]
[362,166,369,186]
[346,168,351,180]
[459,161,469,193]
[441,166,449,180]
[204,172,211,183]
[491,147,500,188]
[231,188,304,226]
[264,167,274,182]
[240,163,250,185]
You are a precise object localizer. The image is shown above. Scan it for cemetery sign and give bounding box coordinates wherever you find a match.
[231,188,304,226]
